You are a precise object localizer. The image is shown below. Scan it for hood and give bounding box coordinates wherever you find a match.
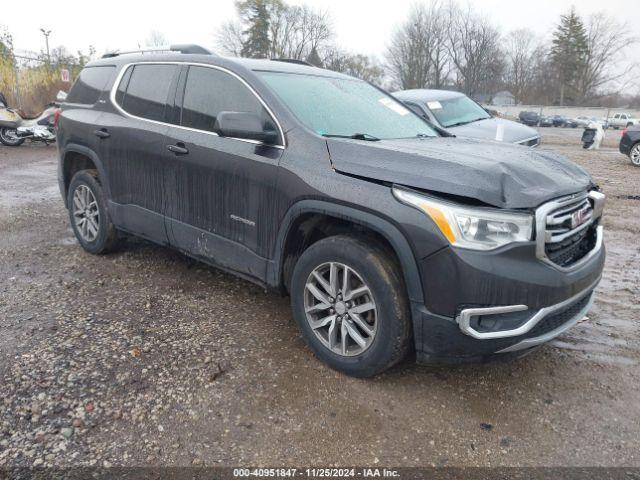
[327,137,593,209]
[447,117,538,144]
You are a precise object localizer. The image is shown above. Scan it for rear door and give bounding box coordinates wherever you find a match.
[164,64,284,280]
[101,63,179,243]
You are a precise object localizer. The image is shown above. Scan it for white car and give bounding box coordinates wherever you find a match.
[608,113,638,129]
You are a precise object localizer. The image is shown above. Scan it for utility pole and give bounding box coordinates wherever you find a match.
[40,28,51,64]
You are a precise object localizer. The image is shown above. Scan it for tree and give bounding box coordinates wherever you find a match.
[446,4,504,97]
[550,8,589,105]
[322,48,385,84]
[503,29,539,104]
[217,0,332,61]
[239,0,272,58]
[145,30,168,47]
[216,20,245,56]
[270,4,332,60]
[385,2,449,90]
[575,13,637,101]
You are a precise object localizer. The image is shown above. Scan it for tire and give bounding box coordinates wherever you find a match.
[0,127,25,146]
[67,170,118,254]
[630,143,640,167]
[290,235,412,377]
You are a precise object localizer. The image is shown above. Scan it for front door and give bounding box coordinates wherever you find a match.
[164,64,283,280]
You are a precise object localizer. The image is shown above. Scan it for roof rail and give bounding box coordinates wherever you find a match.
[102,44,214,59]
[271,58,314,66]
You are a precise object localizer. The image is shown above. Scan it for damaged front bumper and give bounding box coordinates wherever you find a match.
[412,226,605,364]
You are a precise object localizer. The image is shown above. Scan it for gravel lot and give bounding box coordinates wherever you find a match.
[0,129,639,469]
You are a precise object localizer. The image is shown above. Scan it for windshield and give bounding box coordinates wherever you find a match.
[258,72,437,140]
[425,95,491,128]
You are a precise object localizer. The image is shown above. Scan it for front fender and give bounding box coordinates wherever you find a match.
[267,199,424,304]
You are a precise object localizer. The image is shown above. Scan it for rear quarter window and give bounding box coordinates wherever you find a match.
[116,64,178,122]
[66,66,115,105]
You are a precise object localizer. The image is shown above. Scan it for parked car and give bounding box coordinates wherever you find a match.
[619,125,640,166]
[608,113,639,129]
[574,116,592,128]
[564,118,579,128]
[517,110,541,127]
[57,45,605,377]
[551,115,569,127]
[392,90,540,147]
[538,116,553,127]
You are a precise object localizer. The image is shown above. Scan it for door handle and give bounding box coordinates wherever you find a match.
[167,143,189,155]
[94,128,110,139]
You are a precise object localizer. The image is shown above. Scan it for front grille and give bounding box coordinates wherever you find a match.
[543,194,597,267]
[525,292,592,338]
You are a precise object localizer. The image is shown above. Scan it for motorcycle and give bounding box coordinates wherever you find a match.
[0,91,63,147]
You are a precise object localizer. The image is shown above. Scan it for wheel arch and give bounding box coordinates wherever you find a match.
[268,200,424,304]
[61,144,109,207]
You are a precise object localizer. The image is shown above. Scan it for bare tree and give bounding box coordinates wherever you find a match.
[385,2,449,90]
[216,20,245,56]
[576,13,637,101]
[216,1,332,60]
[322,47,385,84]
[503,29,538,104]
[271,5,332,60]
[145,30,168,47]
[446,3,504,97]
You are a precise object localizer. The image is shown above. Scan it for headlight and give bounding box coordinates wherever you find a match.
[392,187,534,250]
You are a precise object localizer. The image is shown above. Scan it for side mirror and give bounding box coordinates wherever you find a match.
[56,90,68,102]
[214,111,278,145]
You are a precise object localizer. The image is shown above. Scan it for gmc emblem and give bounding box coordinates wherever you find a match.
[571,208,589,228]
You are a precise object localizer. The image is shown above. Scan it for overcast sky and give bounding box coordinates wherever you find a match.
[6,0,639,68]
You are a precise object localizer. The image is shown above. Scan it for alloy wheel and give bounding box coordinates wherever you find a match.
[631,144,640,166]
[304,261,378,357]
[72,185,100,242]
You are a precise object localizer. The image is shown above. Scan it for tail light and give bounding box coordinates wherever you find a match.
[53,108,62,128]
[621,128,627,137]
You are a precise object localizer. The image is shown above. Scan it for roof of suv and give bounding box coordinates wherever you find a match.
[87,53,350,79]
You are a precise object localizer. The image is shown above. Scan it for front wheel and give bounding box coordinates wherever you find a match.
[630,143,640,167]
[0,128,25,146]
[290,235,412,377]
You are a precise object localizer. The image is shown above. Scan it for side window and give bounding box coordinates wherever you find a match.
[115,66,133,106]
[66,66,115,105]
[181,66,278,142]
[117,64,177,122]
[621,114,627,120]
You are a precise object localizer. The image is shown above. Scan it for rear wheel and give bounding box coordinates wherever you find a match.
[290,235,412,377]
[0,128,25,146]
[630,143,640,167]
[67,170,118,254]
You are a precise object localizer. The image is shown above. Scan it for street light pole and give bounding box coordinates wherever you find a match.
[40,28,51,64]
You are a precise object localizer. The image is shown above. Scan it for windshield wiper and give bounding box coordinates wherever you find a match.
[322,133,381,141]
[446,117,488,128]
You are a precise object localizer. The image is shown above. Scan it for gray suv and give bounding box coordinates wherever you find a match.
[57,45,605,377]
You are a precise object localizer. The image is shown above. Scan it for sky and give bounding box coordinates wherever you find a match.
[5,0,639,69]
